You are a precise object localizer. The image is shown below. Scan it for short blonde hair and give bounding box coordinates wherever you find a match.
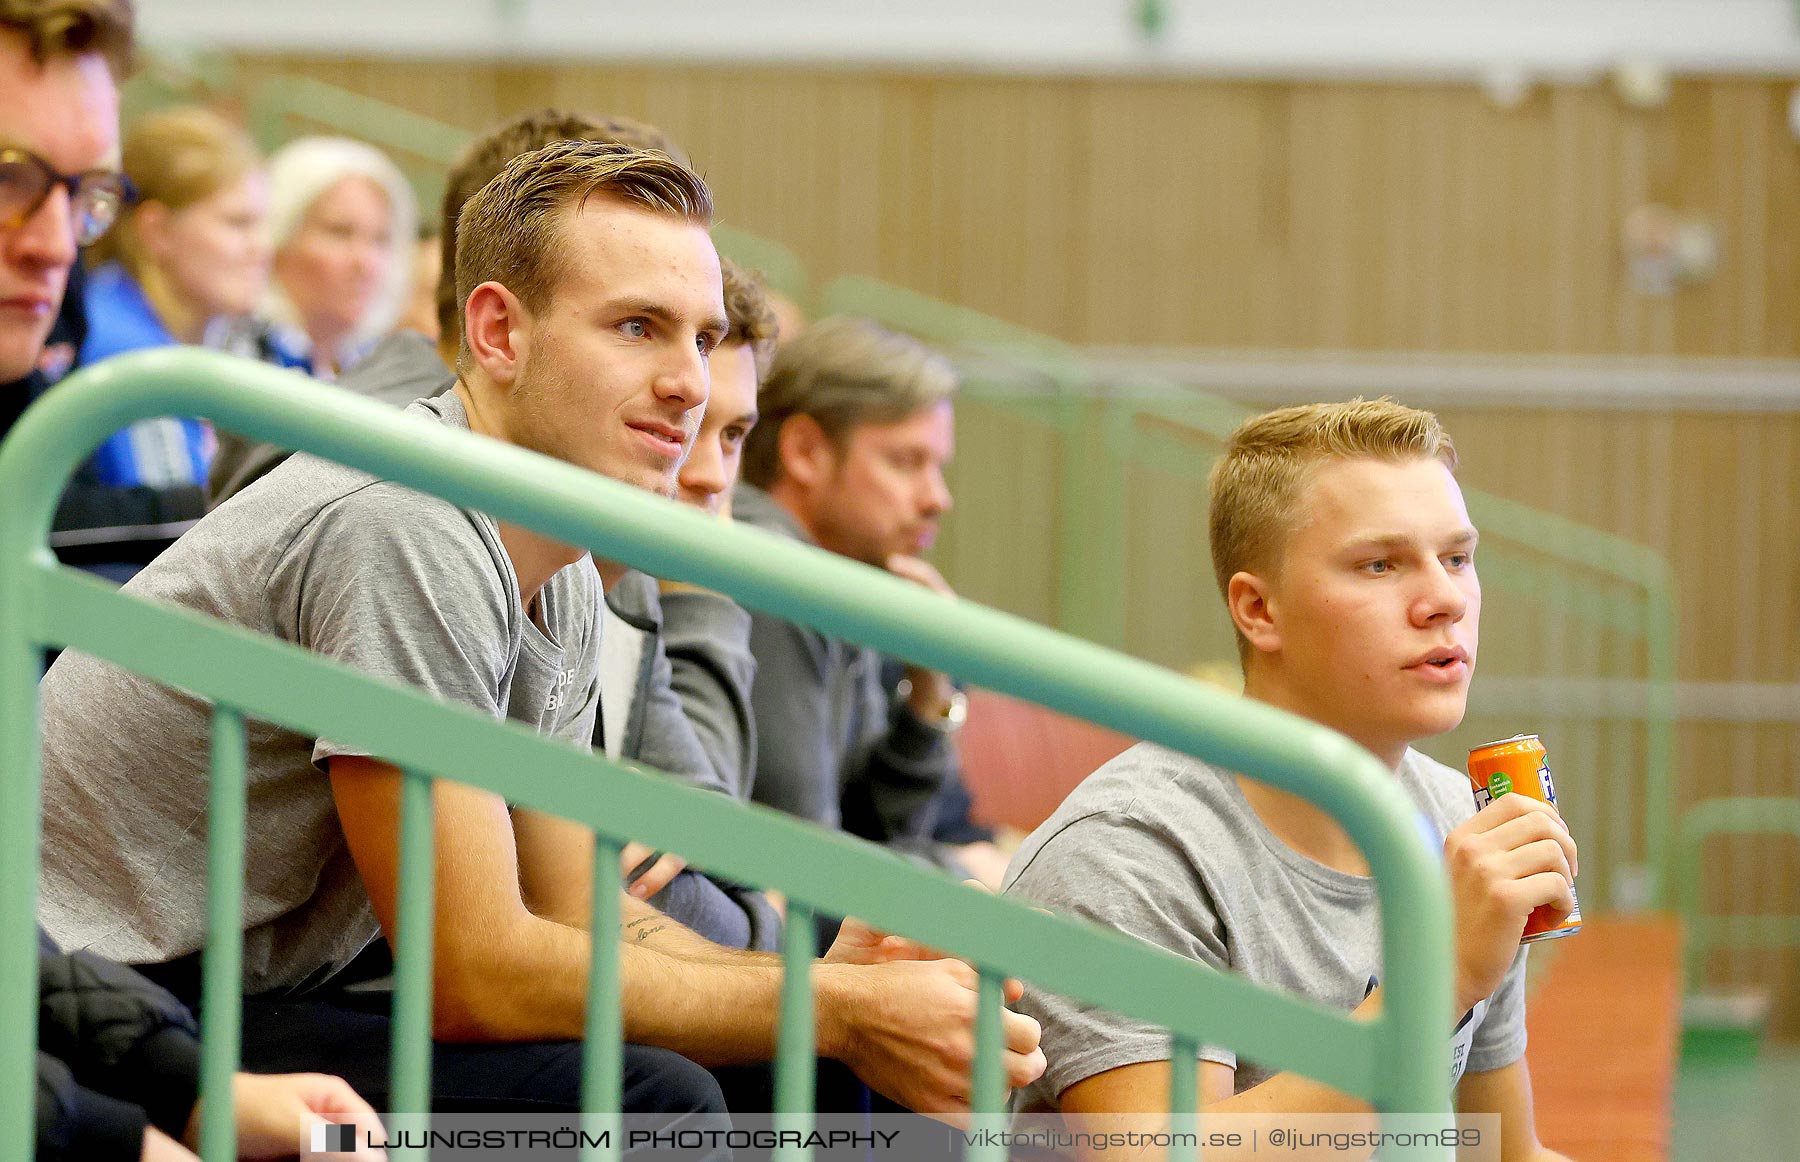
[454,138,712,373]
[1208,398,1458,649]
[720,257,778,380]
[740,315,956,488]
[90,106,260,275]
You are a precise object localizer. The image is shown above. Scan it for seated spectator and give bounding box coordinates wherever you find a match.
[600,256,776,934]
[209,112,680,506]
[1004,399,1575,1161]
[734,317,983,875]
[211,110,781,953]
[669,257,775,524]
[392,227,440,342]
[37,926,383,1162]
[38,139,1042,1119]
[80,106,282,490]
[0,0,202,552]
[262,135,415,378]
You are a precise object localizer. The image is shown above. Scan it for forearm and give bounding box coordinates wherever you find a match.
[432,909,592,1042]
[614,941,783,1065]
[620,890,762,963]
[440,888,812,1067]
[1067,994,1383,1162]
[616,894,895,1069]
[1209,989,1382,1119]
[1073,1090,1377,1162]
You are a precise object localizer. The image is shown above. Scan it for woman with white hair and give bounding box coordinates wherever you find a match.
[262,136,416,378]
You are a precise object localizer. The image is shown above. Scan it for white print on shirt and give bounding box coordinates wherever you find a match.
[545,666,579,714]
[1449,997,1486,1086]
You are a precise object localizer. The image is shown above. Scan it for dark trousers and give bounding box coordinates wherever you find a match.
[141,947,724,1118]
[140,959,725,1162]
[236,990,725,1118]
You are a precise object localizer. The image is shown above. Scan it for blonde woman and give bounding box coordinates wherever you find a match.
[81,106,283,488]
[262,136,416,378]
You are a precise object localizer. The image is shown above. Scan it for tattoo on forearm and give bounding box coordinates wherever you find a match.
[624,915,672,944]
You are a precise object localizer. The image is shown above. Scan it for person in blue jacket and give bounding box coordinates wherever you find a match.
[80,106,296,489]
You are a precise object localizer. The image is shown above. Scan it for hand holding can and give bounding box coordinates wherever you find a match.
[1467,734,1583,943]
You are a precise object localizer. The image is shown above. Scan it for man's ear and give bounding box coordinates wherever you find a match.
[1227,570,1282,656]
[462,281,530,390]
[775,413,835,490]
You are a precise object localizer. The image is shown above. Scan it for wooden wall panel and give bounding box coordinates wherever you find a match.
[228,56,1800,357]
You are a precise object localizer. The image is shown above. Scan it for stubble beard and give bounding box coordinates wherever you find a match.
[511,365,680,499]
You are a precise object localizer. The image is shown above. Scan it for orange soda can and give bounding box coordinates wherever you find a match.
[1467,734,1582,944]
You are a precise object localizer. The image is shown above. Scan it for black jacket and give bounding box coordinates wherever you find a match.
[35,926,202,1162]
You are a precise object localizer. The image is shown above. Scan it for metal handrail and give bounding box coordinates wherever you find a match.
[1676,797,1800,991]
[1,350,1454,1160]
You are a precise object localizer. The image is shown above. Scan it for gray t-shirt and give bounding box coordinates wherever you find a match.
[1004,743,1528,1109]
[38,391,602,994]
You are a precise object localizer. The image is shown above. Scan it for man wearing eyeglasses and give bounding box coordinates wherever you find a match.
[0,0,130,398]
[2,6,404,1162]
[0,0,165,549]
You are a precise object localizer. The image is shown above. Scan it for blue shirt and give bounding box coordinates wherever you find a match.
[79,263,213,489]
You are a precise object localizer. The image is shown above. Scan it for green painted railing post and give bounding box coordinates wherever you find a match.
[1053,390,1100,644]
[774,903,817,1162]
[969,971,1008,1162]
[584,837,624,1162]
[390,768,437,1155]
[1644,565,1679,906]
[1092,400,1136,652]
[0,518,48,1162]
[199,706,248,1162]
[1168,1034,1199,1160]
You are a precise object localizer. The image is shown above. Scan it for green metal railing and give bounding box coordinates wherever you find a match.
[1,350,1455,1160]
[1676,797,1800,992]
[819,273,1681,909]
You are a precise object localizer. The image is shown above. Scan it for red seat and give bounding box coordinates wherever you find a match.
[954,688,1135,833]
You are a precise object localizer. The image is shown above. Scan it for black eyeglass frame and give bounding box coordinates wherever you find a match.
[0,146,136,246]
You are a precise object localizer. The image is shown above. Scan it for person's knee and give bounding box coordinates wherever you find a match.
[623,1045,727,1115]
[647,871,754,950]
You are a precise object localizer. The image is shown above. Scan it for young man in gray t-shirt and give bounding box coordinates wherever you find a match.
[1005,399,1577,1161]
